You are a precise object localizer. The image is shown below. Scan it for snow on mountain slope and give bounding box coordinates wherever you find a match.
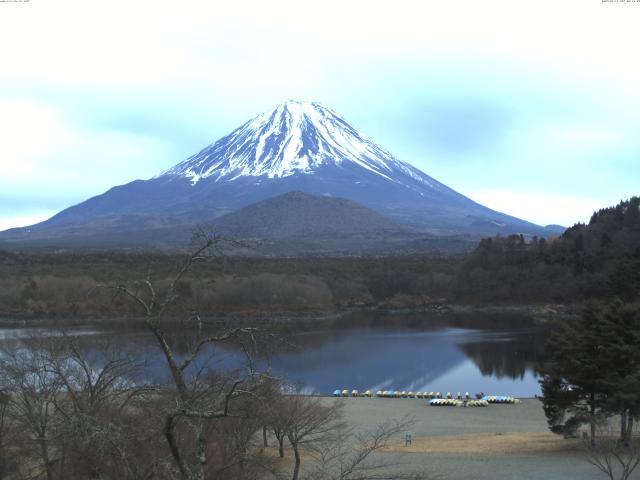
[0,100,561,250]
[161,100,440,191]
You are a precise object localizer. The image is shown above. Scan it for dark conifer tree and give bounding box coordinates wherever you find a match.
[540,301,640,445]
[596,301,640,446]
[608,249,640,303]
[538,305,610,444]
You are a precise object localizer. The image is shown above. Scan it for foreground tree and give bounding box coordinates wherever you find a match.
[283,396,344,480]
[538,305,609,443]
[539,300,640,445]
[595,301,640,447]
[263,381,290,459]
[308,415,431,480]
[0,336,159,480]
[584,424,640,480]
[0,389,12,478]
[99,235,271,480]
[203,392,276,480]
[0,342,63,480]
[45,336,155,480]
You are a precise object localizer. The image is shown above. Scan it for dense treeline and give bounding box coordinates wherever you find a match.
[456,197,640,303]
[1,197,638,319]
[0,254,456,318]
[537,246,640,476]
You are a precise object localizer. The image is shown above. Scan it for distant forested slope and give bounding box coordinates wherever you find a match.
[1,198,638,320]
[454,197,640,303]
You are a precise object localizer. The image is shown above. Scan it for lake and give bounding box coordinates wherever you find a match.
[0,313,546,397]
[259,323,546,397]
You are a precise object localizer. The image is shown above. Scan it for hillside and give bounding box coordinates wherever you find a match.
[0,101,560,251]
[454,197,640,303]
[212,191,403,238]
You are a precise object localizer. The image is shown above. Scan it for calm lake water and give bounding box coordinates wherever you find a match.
[0,313,546,397]
[260,323,545,397]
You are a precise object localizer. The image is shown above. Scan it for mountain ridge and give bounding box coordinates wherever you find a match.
[161,101,434,187]
[0,100,564,251]
[212,190,404,238]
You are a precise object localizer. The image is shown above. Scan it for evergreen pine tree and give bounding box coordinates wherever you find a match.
[538,305,610,444]
[596,301,640,446]
[540,301,640,445]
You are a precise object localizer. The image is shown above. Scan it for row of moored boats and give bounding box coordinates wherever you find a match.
[331,390,520,405]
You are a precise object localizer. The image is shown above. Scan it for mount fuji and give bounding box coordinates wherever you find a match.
[0,101,561,251]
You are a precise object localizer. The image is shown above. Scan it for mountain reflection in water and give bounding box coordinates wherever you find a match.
[267,326,544,396]
[0,317,546,397]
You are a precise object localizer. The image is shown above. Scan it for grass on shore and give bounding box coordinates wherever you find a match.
[382,431,581,456]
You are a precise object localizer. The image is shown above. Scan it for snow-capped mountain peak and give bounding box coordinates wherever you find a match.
[162,100,428,187]
[0,100,558,248]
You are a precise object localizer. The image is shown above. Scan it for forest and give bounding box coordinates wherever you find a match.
[456,196,640,303]
[0,197,638,322]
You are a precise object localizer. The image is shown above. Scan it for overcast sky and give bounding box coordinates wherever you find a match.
[1,0,639,230]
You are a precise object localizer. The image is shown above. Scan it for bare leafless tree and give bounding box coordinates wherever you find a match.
[0,334,161,480]
[206,394,276,480]
[96,234,270,480]
[584,424,640,480]
[307,415,432,480]
[264,386,291,459]
[281,396,344,480]
[44,336,154,480]
[0,389,14,479]
[46,337,145,415]
[250,377,282,451]
[0,342,63,480]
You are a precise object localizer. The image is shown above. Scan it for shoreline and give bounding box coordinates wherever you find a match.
[316,397,600,480]
[0,302,578,330]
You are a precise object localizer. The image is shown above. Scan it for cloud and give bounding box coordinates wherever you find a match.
[468,190,607,227]
[0,213,56,232]
[385,97,516,157]
[0,100,73,179]
[0,0,639,229]
[0,100,183,214]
